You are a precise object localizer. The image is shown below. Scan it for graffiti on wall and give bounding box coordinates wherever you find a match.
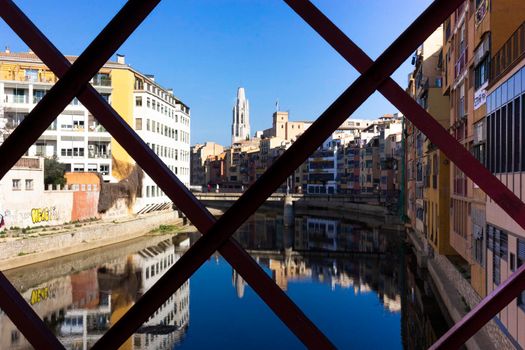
[0,209,10,229]
[30,287,49,305]
[31,207,59,224]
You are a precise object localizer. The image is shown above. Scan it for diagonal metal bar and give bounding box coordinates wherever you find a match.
[94,0,464,346]
[283,0,525,346]
[284,0,525,229]
[0,274,64,349]
[430,263,525,349]
[0,1,335,348]
[0,0,160,179]
[0,0,161,348]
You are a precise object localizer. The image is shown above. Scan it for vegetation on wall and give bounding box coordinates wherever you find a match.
[44,157,67,187]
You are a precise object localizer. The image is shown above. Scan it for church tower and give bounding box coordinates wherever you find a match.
[231,87,250,144]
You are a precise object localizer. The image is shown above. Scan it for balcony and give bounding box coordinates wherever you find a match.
[491,21,525,83]
[455,47,468,79]
[92,77,112,87]
[92,73,112,87]
[88,152,110,159]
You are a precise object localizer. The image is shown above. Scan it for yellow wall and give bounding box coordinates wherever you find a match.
[471,262,487,297]
[110,68,136,180]
[427,88,450,128]
[491,0,525,54]
[0,62,56,83]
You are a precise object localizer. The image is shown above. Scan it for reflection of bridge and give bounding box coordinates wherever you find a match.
[245,249,385,259]
[197,193,403,230]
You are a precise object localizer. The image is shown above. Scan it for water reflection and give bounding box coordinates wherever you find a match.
[1,236,191,350]
[233,213,403,314]
[1,210,450,349]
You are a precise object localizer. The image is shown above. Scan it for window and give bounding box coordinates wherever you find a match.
[100,93,110,103]
[134,77,143,90]
[93,72,111,86]
[135,118,142,130]
[13,88,26,104]
[518,239,525,309]
[488,225,508,285]
[25,179,33,191]
[146,97,151,108]
[73,164,85,172]
[99,164,109,175]
[135,96,142,106]
[12,179,21,190]
[73,119,85,130]
[33,89,46,103]
[474,57,489,89]
[25,69,38,82]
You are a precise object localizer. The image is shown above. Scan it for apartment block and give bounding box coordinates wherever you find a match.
[0,51,191,214]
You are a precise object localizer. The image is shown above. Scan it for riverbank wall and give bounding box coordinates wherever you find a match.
[0,210,181,271]
[204,199,404,231]
[407,228,515,350]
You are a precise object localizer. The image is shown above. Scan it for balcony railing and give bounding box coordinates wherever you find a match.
[92,77,112,87]
[455,47,468,78]
[491,21,525,83]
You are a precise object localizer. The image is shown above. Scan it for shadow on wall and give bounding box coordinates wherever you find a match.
[98,164,143,215]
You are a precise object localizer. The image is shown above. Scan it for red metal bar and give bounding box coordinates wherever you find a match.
[94,0,463,346]
[284,0,525,231]
[0,2,335,348]
[0,0,160,180]
[0,0,160,348]
[283,0,525,346]
[0,273,64,349]
[430,263,525,349]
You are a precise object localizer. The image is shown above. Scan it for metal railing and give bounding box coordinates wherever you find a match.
[491,21,525,83]
[0,0,523,349]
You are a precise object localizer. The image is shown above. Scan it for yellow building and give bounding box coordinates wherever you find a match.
[0,51,191,213]
[407,25,454,256]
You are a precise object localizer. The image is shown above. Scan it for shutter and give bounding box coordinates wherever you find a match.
[518,239,525,260]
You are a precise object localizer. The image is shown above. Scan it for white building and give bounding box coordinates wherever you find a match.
[0,51,113,181]
[0,51,192,214]
[130,71,191,213]
[231,87,250,144]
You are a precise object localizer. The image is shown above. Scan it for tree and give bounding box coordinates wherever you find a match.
[44,157,67,187]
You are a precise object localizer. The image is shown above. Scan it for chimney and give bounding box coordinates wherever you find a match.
[5,46,10,54]
[116,53,125,64]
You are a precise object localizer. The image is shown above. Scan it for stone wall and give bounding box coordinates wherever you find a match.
[1,188,74,229]
[430,253,515,349]
[408,229,515,350]
[0,210,180,270]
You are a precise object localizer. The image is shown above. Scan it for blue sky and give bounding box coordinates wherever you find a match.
[0,0,432,145]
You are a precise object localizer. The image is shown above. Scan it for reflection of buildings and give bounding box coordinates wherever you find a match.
[0,237,191,350]
[269,258,311,291]
[232,270,246,299]
[0,276,73,349]
[232,212,403,313]
[401,253,448,350]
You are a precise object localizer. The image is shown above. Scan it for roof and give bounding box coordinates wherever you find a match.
[0,51,189,108]
[0,51,123,67]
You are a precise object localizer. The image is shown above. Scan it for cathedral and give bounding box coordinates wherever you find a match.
[231,87,250,144]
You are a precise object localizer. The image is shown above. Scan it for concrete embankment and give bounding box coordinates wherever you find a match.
[0,210,183,271]
[407,228,515,350]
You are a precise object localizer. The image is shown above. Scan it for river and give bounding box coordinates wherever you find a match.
[0,208,450,349]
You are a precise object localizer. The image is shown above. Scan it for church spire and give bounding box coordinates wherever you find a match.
[231,87,250,144]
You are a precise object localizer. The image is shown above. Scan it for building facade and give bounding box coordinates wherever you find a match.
[190,142,224,188]
[0,51,191,214]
